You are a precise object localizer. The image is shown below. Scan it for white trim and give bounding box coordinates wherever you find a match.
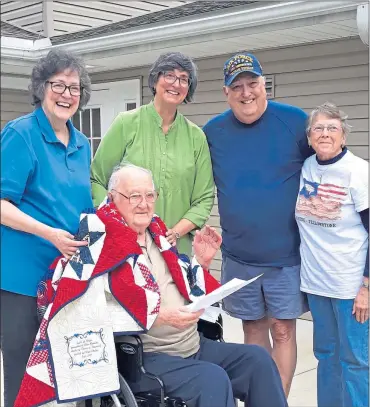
[87,78,141,140]
[1,1,362,60]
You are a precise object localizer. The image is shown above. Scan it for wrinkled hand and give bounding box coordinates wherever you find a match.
[352,287,369,323]
[154,307,204,330]
[165,228,179,246]
[193,225,222,269]
[48,228,88,260]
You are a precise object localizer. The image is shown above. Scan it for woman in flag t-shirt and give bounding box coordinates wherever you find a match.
[295,102,368,407]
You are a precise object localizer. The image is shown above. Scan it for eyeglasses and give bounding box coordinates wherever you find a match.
[46,81,83,96]
[311,125,341,134]
[112,189,159,205]
[162,72,190,88]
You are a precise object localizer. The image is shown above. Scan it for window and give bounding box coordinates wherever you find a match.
[265,75,275,99]
[126,102,137,111]
[72,108,101,158]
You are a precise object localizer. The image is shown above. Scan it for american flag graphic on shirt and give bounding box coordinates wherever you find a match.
[296,178,347,220]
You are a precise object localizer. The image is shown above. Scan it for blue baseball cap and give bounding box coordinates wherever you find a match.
[223,52,263,86]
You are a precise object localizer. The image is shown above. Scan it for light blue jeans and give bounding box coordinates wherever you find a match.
[307,293,369,407]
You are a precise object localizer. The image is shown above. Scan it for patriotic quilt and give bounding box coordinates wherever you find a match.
[15,201,220,407]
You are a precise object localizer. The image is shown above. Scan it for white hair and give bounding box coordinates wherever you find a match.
[306,102,351,137]
[107,162,155,192]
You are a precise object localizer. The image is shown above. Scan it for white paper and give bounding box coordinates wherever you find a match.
[186,274,263,313]
[200,305,226,323]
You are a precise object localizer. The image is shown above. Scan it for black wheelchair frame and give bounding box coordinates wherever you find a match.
[85,316,224,407]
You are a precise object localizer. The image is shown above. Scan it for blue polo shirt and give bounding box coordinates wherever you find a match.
[203,101,311,267]
[1,107,93,296]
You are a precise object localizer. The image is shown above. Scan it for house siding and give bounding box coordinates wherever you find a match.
[0,0,193,36]
[90,37,369,280]
[1,37,368,280]
[1,0,44,34]
[1,89,33,129]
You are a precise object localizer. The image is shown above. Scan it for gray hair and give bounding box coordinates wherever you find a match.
[29,49,91,110]
[307,102,351,137]
[148,52,198,104]
[108,162,155,192]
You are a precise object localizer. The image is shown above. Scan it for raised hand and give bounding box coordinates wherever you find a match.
[193,225,222,269]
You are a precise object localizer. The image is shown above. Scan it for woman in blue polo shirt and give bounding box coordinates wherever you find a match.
[0,49,93,406]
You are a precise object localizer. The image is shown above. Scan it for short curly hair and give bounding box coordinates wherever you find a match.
[148,52,198,104]
[29,49,91,110]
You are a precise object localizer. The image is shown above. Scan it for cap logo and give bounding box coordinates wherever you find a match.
[224,53,262,85]
[225,55,254,73]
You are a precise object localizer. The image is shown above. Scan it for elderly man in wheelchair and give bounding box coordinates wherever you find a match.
[15,163,287,407]
[102,163,287,407]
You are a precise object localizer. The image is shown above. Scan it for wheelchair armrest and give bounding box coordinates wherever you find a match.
[197,314,224,341]
[115,335,144,383]
[115,336,166,407]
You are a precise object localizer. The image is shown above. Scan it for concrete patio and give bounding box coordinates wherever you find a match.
[222,314,317,407]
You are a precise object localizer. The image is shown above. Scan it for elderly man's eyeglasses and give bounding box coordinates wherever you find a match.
[46,81,83,96]
[311,125,341,134]
[112,189,159,205]
[162,72,190,87]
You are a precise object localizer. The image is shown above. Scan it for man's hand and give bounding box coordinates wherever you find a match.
[154,307,204,330]
[353,285,369,324]
[193,225,222,269]
[47,228,88,259]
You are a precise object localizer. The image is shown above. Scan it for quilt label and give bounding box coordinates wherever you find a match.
[65,328,109,368]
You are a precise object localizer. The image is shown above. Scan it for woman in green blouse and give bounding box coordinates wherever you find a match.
[90,52,215,256]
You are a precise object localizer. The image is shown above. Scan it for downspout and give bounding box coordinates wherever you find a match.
[357,3,369,46]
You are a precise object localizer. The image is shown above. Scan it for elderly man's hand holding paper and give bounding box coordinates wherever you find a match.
[186,275,263,314]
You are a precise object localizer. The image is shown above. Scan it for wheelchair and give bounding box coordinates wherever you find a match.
[85,315,224,407]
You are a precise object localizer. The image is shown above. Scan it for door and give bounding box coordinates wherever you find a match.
[72,79,141,159]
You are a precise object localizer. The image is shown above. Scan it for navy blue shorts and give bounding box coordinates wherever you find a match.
[221,255,309,320]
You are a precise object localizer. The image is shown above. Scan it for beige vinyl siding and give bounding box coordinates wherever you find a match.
[0,0,43,33]
[51,0,190,35]
[1,90,33,129]
[91,37,369,280]
[0,0,192,35]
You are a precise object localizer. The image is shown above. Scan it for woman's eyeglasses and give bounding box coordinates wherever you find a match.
[47,81,83,96]
[162,72,190,88]
[311,125,341,134]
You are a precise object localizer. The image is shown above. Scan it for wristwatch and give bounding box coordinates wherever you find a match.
[362,280,369,289]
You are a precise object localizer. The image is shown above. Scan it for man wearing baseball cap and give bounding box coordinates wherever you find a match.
[203,52,312,396]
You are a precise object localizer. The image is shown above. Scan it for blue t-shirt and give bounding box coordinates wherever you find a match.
[203,101,311,267]
[1,107,93,296]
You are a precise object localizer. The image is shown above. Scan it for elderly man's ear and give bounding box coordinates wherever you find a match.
[107,192,113,202]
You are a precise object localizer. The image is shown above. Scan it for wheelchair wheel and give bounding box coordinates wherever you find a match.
[101,373,138,407]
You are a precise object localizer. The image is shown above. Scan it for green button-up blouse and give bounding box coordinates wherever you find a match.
[90,102,215,255]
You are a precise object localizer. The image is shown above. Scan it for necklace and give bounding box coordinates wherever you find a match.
[316,165,329,184]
